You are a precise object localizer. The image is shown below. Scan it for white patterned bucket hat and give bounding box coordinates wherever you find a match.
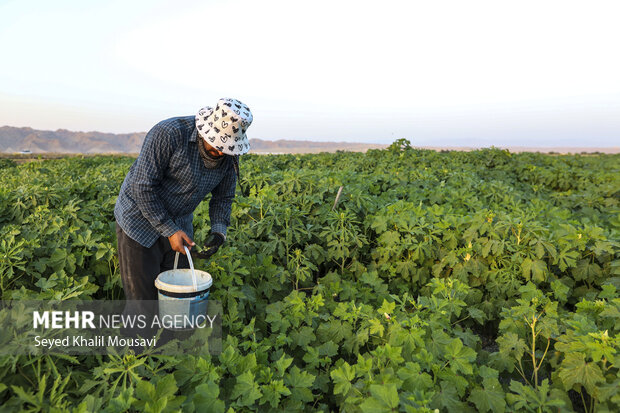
[195,98,253,155]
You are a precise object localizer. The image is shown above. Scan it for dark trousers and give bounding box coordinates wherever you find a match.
[116,222,189,300]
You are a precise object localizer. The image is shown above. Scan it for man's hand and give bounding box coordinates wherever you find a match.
[198,233,225,260]
[168,230,195,254]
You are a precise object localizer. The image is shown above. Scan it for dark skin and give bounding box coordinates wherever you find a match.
[168,139,224,254]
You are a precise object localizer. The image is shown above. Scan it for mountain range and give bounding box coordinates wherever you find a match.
[0,126,386,154]
[2,126,617,155]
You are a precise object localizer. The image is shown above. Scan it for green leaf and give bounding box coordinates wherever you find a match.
[572,258,602,281]
[397,362,433,392]
[235,353,257,376]
[317,340,339,357]
[260,379,291,408]
[95,246,106,260]
[11,385,38,406]
[285,366,315,389]
[368,318,385,337]
[285,366,315,403]
[482,239,493,257]
[555,248,579,271]
[330,362,356,395]
[558,353,605,394]
[597,378,620,403]
[317,319,353,343]
[497,332,527,360]
[377,299,396,315]
[274,354,293,377]
[219,345,241,371]
[467,307,486,324]
[534,240,545,259]
[291,326,316,348]
[507,379,565,411]
[192,382,225,413]
[522,258,547,282]
[444,338,476,375]
[468,378,506,413]
[378,231,400,248]
[105,388,135,412]
[230,371,262,407]
[302,347,320,369]
[598,284,617,300]
[431,380,465,411]
[133,375,183,413]
[155,375,178,400]
[359,384,399,413]
[478,366,500,381]
[135,380,156,401]
[371,215,390,233]
[551,279,570,302]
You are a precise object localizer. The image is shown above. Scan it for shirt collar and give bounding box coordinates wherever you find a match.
[189,125,198,143]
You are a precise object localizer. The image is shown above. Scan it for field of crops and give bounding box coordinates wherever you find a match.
[0,141,618,412]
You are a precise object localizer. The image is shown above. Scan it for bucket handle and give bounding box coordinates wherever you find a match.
[173,245,198,292]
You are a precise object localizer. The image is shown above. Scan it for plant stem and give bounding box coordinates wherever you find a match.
[579,389,587,413]
[536,338,551,371]
[515,360,531,386]
[530,317,538,388]
[451,315,470,326]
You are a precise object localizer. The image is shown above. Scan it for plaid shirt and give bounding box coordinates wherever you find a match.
[114,116,236,247]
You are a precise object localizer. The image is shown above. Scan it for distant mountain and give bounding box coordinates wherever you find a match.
[0,126,145,153]
[6,126,613,155]
[0,126,387,154]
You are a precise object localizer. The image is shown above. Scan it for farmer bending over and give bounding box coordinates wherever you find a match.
[114,98,252,300]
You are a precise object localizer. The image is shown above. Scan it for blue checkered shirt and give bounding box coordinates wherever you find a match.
[114,116,236,247]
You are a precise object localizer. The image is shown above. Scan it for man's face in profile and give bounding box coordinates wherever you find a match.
[203,139,224,158]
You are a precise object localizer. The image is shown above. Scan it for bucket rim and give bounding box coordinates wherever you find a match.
[155,268,213,293]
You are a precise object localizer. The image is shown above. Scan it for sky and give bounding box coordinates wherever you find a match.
[0,0,619,146]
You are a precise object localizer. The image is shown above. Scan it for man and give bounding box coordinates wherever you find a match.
[114,98,253,300]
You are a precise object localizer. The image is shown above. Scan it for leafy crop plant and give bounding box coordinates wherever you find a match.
[0,147,618,412]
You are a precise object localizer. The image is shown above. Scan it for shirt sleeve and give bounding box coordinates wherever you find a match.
[130,122,181,238]
[209,159,237,237]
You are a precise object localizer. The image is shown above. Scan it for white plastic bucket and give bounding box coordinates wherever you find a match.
[155,246,213,331]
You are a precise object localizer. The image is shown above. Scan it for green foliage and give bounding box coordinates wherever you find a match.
[0,158,17,169]
[0,149,619,411]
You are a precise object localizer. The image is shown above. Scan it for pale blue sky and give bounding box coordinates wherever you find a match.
[1,0,618,146]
